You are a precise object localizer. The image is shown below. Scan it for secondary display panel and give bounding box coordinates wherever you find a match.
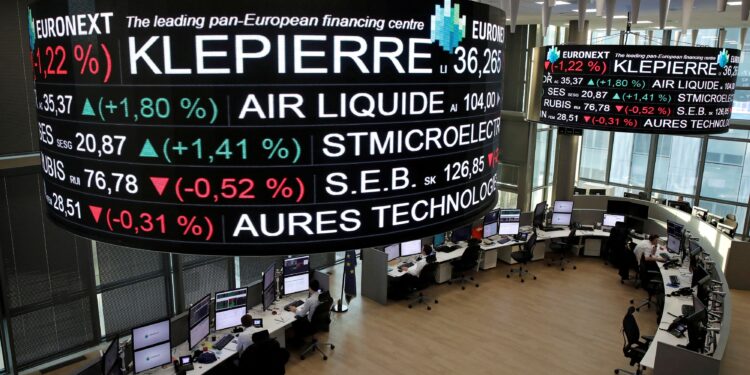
[29,0,505,254]
[540,45,739,134]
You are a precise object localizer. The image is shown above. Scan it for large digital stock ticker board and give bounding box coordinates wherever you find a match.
[540,45,739,134]
[29,0,505,254]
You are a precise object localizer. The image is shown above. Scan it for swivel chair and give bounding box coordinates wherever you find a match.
[239,330,290,375]
[614,306,653,375]
[631,255,663,314]
[722,214,738,237]
[548,227,577,271]
[300,291,335,360]
[449,241,480,289]
[507,232,538,282]
[407,255,439,310]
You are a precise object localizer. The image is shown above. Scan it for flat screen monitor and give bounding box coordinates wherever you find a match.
[384,244,400,261]
[623,192,640,199]
[133,341,171,374]
[589,188,607,196]
[602,214,625,227]
[667,234,681,254]
[607,200,629,215]
[188,294,210,349]
[451,225,471,242]
[553,200,573,213]
[692,207,708,221]
[433,233,445,247]
[550,212,571,226]
[689,240,703,257]
[263,262,275,290]
[667,220,685,238]
[667,200,692,213]
[263,282,276,311]
[483,209,499,223]
[628,203,649,220]
[132,319,170,351]
[498,209,521,235]
[102,335,119,375]
[532,202,547,228]
[283,256,310,295]
[214,288,248,331]
[400,239,421,256]
[483,222,498,238]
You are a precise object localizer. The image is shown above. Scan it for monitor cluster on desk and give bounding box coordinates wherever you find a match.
[550,200,573,226]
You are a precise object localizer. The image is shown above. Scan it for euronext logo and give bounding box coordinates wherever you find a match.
[430,0,466,53]
[717,49,730,68]
[28,9,35,50]
[547,46,560,63]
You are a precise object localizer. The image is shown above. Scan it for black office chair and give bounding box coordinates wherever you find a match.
[619,242,639,285]
[238,330,290,375]
[637,191,650,201]
[606,221,629,267]
[614,306,653,375]
[548,227,577,271]
[507,232,538,282]
[300,291,335,360]
[407,256,439,310]
[630,255,663,313]
[449,241,480,289]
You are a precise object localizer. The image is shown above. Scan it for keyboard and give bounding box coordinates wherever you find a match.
[660,253,671,261]
[213,334,234,350]
[669,275,680,286]
[497,237,512,244]
[682,304,695,316]
[401,262,414,268]
[579,225,594,231]
[543,227,564,232]
[284,300,304,311]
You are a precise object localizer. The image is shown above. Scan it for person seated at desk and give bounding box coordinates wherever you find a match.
[287,279,321,347]
[235,314,258,357]
[388,245,433,300]
[633,234,665,265]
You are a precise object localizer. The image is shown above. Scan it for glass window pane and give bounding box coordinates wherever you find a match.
[497,190,518,209]
[579,130,610,181]
[713,128,750,139]
[548,128,558,182]
[531,189,545,209]
[533,130,549,188]
[653,135,702,195]
[701,140,750,202]
[732,90,750,120]
[610,133,635,185]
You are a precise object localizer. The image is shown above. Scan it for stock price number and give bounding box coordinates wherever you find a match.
[453,47,503,78]
[84,169,138,195]
[48,192,81,219]
[36,93,73,116]
[463,91,502,112]
[75,133,126,157]
[444,156,485,182]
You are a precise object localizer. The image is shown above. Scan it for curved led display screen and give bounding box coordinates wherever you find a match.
[29,0,504,254]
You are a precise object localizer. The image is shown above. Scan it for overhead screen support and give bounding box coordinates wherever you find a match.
[717,0,727,12]
[659,0,670,30]
[542,0,552,37]
[596,0,606,17]
[744,0,750,21]
[578,0,587,33]
[29,0,505,255]
[682,0,694,33]
[510,0,520,33]
[630,0,641,23]
[605,0,616,36]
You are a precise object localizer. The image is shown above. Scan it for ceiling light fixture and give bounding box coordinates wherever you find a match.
[572,8,597,13]
[536,1,572,4]
[727,1,742,6]
[636,20,653,24]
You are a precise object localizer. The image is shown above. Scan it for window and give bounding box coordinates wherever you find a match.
[609,133,651,187]
[579,130,610,181]
[701,140,750,202]
[533,130,549,188]
[497,191,518,209]
[653,135,702,195]
[697,200,747,234]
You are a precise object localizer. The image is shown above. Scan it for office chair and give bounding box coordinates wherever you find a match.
[619,242,639,285]
[300,291,335,360]
[637,191,650,201]
[449,241,480,289]
[407,256,439,310]
[614,306,653,375]
[507,232,537,282]
[239,330,290,375]
[630,255,663,313]
[548,227,577,271]
[606,221,629,267]
[722,214,738,236]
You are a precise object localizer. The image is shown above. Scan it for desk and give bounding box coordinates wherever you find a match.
[640,257,692,369]
[144,293,301,375]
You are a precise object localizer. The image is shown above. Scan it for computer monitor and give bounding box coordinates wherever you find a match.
[589,188,607,196]
[550,212,572,226]
[607,200,629,215]
[262,281,276,312]
[692,207,708,221]
[433,233,446,247]
[133,341,171,374]
[602,214,625,227]
[685,293,707,323]
[707,213,722,226]
[102,335,119,375]
[623,192,640,199]
[498,209,521,235]
[451,225,472,242]
[667,200,692,213]
[483,222,498,238]
[689,240,703,257]
[553,200,573,213]
[283,256,310,295]
[214,288,248,331]
[573,187,587,195]
[484,209,499,224]
[400,239,421,256]
[263,262,275,291]
[384,243,400,261]
[628,203,649,220]
[532,201,547,229]
[667,220,685,237]
[188,294,210,349]
[132,319,170,351]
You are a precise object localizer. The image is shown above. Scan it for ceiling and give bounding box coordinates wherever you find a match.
[477,0,750,30]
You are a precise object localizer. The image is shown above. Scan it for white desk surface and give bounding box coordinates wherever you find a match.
[144,293,302,375]
[640,253,693,368]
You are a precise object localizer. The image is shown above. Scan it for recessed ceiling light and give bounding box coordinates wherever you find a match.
[636,20,653,24]
[728,1,742,6]
[573,8,597,13]
[652,26,677,29]
[608,15,629,19]
[536,1,572,4]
